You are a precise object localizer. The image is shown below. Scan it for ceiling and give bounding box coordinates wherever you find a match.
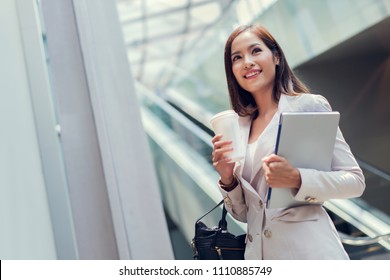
[116,0,276,90]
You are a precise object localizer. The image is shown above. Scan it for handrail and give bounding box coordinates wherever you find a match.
[137,85,390,252]
[339,232,390,246]
[136,83,213,146]
[356,159,390,181]
[324,199,390,250]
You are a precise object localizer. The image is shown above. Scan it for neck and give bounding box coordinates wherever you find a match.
[253,90,278,117]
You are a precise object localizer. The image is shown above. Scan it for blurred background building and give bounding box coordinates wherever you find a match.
[1,0,390,259]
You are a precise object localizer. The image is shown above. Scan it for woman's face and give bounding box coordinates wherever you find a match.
[231,31,278,96]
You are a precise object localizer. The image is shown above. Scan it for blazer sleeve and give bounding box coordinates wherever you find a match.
[218,179,248,223]
[293,95,366,202]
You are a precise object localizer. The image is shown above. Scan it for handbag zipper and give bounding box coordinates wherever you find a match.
[215,247,223,260]
[215,246,245,260]
[214,246,245,251]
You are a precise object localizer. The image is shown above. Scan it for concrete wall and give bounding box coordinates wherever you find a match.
[0,0,57,259]
[0,0,174,260]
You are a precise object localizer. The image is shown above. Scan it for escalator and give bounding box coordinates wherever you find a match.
[137,83,390,260]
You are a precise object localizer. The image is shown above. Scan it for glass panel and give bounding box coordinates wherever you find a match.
[117,0,143,22]
[190,3,221,25]
[146,12,186,38]
[122,21,144,45]
[116,0,390,260]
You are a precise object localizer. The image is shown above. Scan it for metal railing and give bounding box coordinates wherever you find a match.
[136,83,390,257]
[339,232,390,246]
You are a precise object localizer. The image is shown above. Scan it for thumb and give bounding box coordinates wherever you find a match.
[262,153,275,163]
[263,154,282,163]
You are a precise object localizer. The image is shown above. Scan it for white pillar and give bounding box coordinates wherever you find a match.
[41,0,174,259]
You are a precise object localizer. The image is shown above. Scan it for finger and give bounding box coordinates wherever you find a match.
[262,162,270,174]
[213,146,233,162]
[267,161,279,171]
[264,170,273,185]
[262,154,274,163]
[213,140,233,149]
[215,146,233,154]
[211,134,223,144]
[263,160,274,169]
[213,157,232,166]
[262,154,281,163]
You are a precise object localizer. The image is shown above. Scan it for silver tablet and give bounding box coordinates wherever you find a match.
[266,111,340,209]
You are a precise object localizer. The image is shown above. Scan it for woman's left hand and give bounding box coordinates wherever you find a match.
[262,154,302,189]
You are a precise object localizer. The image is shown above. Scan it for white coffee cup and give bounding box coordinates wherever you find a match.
[210,110,244,163]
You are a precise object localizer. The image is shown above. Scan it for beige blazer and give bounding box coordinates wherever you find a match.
[219,94,365,260]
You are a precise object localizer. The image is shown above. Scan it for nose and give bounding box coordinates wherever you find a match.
[244,56,254,69]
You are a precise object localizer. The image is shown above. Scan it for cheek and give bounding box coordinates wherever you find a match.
[232,64,241,80]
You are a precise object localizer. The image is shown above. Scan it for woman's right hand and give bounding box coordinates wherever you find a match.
[211,134,235,184]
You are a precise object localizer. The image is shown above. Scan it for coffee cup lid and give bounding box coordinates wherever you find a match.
[209,110,237,124]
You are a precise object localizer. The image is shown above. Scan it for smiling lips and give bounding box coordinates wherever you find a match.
[244,70,261,79]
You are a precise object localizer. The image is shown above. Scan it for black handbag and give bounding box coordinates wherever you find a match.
[191,200,246,260]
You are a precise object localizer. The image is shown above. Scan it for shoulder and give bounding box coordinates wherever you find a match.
[283,93,332,112]
[238,115,252,127]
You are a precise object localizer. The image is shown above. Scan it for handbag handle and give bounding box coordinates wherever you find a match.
[195,199,228,231]
[219,204,228,231]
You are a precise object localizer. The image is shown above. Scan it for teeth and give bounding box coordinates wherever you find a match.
[245,71,258,78]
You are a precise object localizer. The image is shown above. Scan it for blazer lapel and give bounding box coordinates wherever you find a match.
[250,111,280,181]
[234,115,260,198]
[234,95,298,199]
[249,95,294,183]
[234,115,251,178]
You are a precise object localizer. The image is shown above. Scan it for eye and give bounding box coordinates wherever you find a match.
[232,55,241,62]
[252,47,262,54]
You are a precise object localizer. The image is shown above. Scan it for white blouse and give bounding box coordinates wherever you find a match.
[242,142,257,183]
[241,111,280,200]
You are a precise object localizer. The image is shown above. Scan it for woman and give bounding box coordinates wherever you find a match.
[211,24,365,259]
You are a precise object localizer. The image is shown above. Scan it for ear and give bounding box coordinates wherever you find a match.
[274,54,280,65]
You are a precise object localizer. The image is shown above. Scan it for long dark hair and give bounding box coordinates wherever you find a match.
[224,24,309,117]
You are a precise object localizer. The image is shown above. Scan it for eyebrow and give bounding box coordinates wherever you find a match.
[231,43,262,57]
